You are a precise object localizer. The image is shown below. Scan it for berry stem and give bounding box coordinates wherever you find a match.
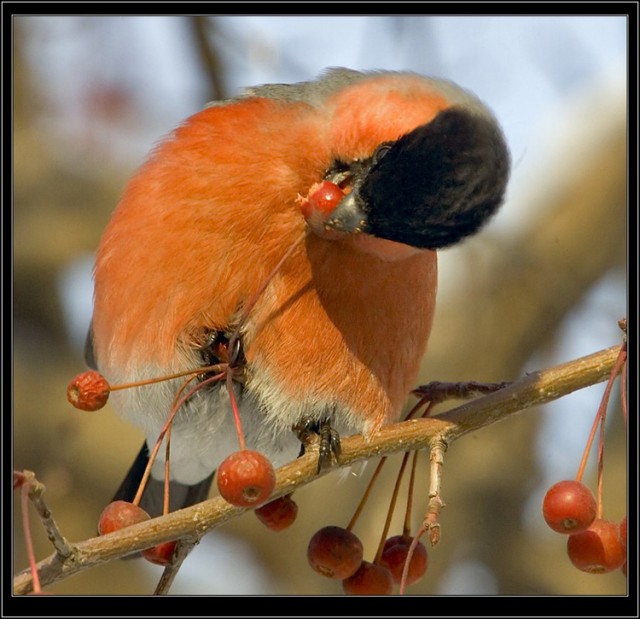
[163,424,172,516]
[404,395,435,420]
[21,483,41,594]
[132,371,226,506]
[109,364,225,392]
[346,457,387,532]
[399,530,425,596]
[596,396,606,520]
[221,231,306,450]
[403,451,419,537]
[397,453,422,595]
[374,452,410,564]
[228,231,306,354]
[226,370,246,451]
[575,343,627,482]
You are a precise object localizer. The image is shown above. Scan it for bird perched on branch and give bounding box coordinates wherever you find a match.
[86,68,510,516]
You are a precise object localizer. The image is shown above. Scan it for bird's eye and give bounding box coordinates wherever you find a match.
[372,142,394,164]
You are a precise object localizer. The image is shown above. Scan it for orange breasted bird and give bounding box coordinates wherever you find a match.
[86,68,510,515]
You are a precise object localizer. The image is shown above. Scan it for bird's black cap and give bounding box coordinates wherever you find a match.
[326,107,510,250]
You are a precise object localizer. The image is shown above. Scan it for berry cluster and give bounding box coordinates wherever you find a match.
[95,448,283,566]
[98,500,177,566]
[65,321,627,594]
[68,351,282,563]
[307,525,427,594]
[67,355,435,592]
[306,448,430,595]
[541,337,627,577]
[543,481,626,574]
[66,236,311,574]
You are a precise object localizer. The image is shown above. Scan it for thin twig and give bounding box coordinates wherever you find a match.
[20,471,75,560]
[399,438,446,595]
[189,16,226,101]
[153,537,200,595]
[425,438,447,547]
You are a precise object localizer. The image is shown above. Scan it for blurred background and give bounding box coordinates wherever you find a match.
[13,15,627,596]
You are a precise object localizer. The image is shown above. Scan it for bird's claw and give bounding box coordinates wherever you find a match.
[294,417,341,473]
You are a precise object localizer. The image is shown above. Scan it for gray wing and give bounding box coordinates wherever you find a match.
[205,67,369,110]
[242,67,367,106]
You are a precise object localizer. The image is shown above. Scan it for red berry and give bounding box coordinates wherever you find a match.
[567,518,626,573]
[342,561,394,595]
[307,526,363,579]
[67,370,111,411]
[542,480,597,534]
[379,535,428,586]
[308,181,344,214]
[254,494,298,531]
[216,450,276,507]
[620,517,627,577]
[142,541,178,566]
[619,516,627,548]
[299,181,344,222]
[13,471,26,490]
[98,500,150,535]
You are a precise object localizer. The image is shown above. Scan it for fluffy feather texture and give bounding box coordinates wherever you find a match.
[90,68,507,493]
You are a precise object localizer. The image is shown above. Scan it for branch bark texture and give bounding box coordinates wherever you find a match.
[13,344,622,594]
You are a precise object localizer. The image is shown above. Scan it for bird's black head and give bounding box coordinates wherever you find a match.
[325,107,510,249]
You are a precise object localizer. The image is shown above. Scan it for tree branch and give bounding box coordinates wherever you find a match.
[13,343,622,594]
[189,16,226,101]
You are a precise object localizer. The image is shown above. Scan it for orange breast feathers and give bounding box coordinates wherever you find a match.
[92,84,444,433]
[245,235,437,434]
[92,98,326,370]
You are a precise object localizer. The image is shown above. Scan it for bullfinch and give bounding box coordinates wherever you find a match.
[85,68,510,516]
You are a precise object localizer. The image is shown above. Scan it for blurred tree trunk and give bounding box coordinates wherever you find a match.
[13,21,152,595]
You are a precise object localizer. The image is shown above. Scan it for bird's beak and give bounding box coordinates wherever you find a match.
[324,186,368,234]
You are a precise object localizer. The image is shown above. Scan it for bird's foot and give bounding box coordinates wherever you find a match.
[295,417,341,473]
